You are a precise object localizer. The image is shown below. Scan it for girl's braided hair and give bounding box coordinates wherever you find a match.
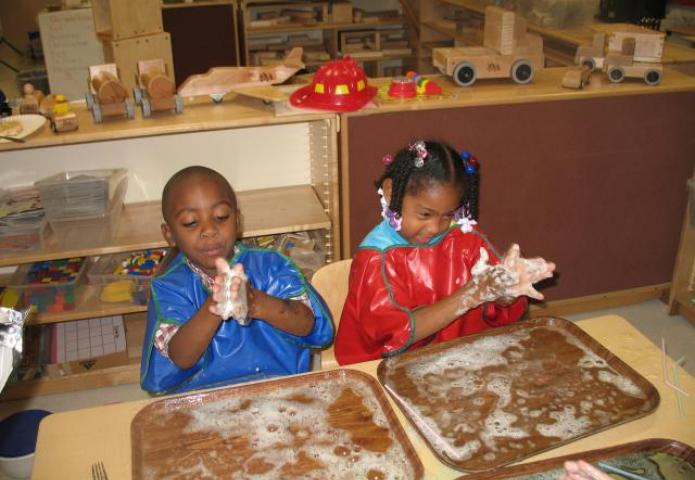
[375,140,479,220]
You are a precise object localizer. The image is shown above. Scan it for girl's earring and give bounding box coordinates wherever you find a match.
[377,188,402,231]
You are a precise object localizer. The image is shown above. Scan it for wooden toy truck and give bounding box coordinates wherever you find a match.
[575,25,665,86]
[85,63,135,123]
[18,84,45,114]
[432,6,544,87]
[133,59,183,117]
[40,94,79,133]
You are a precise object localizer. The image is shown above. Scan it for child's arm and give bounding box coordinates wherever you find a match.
[167,296,222,369]
[411,244,554,342]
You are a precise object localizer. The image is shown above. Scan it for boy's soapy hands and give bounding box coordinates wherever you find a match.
[210,258,250,325]
[457,244,555,315]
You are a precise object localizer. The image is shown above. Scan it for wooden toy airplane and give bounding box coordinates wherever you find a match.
[178,47,305,103]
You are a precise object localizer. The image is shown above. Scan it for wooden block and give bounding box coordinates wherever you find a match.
[92,0,163,41]
[331,1,353,23]
[483,6,518,55]
[103,32,174,94]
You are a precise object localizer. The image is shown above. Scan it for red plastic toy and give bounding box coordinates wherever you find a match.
[290,57,376,112]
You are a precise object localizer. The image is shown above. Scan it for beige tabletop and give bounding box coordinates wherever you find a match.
[32,315,695,479]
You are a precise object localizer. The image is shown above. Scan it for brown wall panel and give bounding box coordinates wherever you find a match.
[163,4,238,87]
[346,93,695,301]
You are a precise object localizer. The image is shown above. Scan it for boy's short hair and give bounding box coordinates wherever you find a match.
[162,166,236,222]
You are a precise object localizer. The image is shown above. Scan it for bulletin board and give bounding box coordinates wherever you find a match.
[38,7,104,100]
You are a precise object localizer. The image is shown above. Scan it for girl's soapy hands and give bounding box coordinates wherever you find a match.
[210,258,250,325]
[458,245,555,314]
[498,244,556,300]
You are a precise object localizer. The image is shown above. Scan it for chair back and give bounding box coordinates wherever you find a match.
[310,259,352,369]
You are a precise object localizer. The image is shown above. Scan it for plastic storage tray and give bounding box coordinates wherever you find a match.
[88,249,168,305]
[48,199,123,249]
[0,217,48,252]
[34,168,127,220]
[9,258,88,313]
[516,0,599,29]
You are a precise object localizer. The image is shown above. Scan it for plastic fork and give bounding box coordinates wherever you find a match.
[91,461,109,480]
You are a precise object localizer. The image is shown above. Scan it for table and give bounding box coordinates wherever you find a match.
[32,315,695,479]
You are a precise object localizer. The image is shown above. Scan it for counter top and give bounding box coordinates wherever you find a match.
[0,94,334,153]
[32,315,695,479]
[4,68,693,155]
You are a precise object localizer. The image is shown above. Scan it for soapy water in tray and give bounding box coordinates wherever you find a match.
[138,377,415,480]
[381,325,653,470]
[494,449,695,480]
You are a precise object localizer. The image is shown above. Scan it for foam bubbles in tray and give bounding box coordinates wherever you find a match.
[381,323,654,470]
[137,376,416,480]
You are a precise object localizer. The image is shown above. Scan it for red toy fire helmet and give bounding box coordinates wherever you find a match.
[290,57,376,112]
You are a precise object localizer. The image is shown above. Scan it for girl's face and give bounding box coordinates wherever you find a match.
[384,179,461,244]
[161,176,239,276]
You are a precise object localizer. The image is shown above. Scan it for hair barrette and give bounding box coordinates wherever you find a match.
[382,153,394,166]
[460,149,479,175]
[409,140,428,168]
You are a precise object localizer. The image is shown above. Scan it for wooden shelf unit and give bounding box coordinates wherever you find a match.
[668,186,695,326]
[410,0,695,73]
[0,108,339,399]
[239,0,419,76]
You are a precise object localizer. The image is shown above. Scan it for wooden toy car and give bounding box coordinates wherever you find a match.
[433,6,544,87]
[178,47,304,103]
[40,94,79,133]
[85,63,135,123]
[18,83,45,114]
[575,26,665,86]
[132,59,183,117]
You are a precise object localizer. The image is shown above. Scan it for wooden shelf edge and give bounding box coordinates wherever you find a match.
[0,185,331,267]
[0,363,141,401]
[30,285,148,325]
[247,18,403,34]
[673,290,695,326]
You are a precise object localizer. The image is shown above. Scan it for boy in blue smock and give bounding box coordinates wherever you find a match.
[141,166,333,395]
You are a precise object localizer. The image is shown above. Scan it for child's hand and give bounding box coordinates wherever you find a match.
[561,460,612,480]
[459,245,555,313]
[500,244,555,300]
[209,258,250,324]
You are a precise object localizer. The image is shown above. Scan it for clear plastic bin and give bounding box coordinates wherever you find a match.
[0,217,48,252]
[88,249,168,305]
[48,199,123,249]
[9,257,88,313]
[34,168,127,220]
[516,0,599,29]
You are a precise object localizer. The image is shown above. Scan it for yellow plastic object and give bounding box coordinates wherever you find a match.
[53,102,70,115]
[100,280,134,303]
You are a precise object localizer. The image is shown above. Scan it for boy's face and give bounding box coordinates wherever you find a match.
[384,179,461,245]
[161,175,239,275]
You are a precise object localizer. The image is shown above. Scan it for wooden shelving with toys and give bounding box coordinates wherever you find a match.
[0,109,340,399]
[240,0,418,76]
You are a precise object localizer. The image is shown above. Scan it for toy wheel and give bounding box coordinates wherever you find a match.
[452,62,476,87]
[141,97,152,117]
[92,102,103,123]
[582,58,596,72]
[85,93,94,111]
[511,60,534,84]
[174,94,184,114]
[133,87,142,106]
[644,69,661,86]
[126,99,135,119]
[607,66,624,83]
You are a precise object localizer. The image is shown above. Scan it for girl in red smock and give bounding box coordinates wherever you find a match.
[335,140,556,366]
